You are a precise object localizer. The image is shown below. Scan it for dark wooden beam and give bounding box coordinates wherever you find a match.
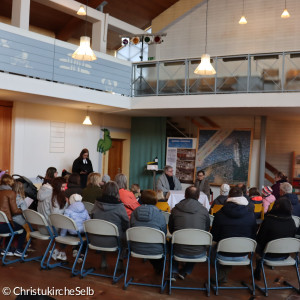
[265,161,278,175]
[200,117,220,128]
[265,173,275,184]
[185,117,205,129]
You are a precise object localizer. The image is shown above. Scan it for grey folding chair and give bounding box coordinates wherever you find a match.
[213,237,257,295]
[256,237,300,296]
[0,211,24,265]
[80,219,124,283]
[169,229,212,296]
[124,227,167,293]
[292,216,300,239]
[22,209,54,269]
[82,202,94,215]
[47,214,85,276]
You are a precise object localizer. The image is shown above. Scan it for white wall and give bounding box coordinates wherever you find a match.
[153,0,300,60]
[11,101,131,182]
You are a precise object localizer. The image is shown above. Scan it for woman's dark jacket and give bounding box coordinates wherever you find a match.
[72,157,93,188]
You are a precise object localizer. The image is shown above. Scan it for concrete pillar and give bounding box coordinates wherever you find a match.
[11,0,30,30]
[258,116,267,190]
[92,14,108,53]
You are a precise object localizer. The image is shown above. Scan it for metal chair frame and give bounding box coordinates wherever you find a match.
[123,227,167,293]
[22,209,55,269]
[169,229,212,296]
[80,219,124,283]
[0,211,24,265]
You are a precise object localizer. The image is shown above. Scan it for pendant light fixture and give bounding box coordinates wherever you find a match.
[83,106,92,125]
[239,0,247,24]
[194,0,216,75]
[77,5,86,16]
[72,0,97,61]
[281,0,290,18]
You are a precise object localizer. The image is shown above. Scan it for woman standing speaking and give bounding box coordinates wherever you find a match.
[72,148,93,188]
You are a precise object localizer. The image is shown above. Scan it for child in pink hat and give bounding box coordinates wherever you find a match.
[262,186,276,213]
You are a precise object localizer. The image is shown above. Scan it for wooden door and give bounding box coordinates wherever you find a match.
[108,139,123,181]
[0,101,13,173]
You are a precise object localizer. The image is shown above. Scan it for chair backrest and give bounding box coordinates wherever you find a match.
[0,211,9,223]
[217,237,257,253]
[83,201,94,214]
[172,229,212,246]
[264,237,300,254]
[126,227,165,244]
[84,219,119,237]
[23,209,48,226]
[49,214,78,231]
[292,215,300,228]
[210,204,223,215]
[162,211,170,224]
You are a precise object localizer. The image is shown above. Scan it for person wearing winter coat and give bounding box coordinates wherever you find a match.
[168,186,210,280]
[114,173,140,219]
[65,173,83,198]
[58,194,90,261]
[261,186,276,213]
[82,172,103,204]
[194,170,211,199]
[0,174,26,257]
[279,182,300,217]
[271,171,288,200]
[130,190,167,274]
[210,186,256,283]
[156,166,182,196]
[254,197,296,280]
[91,181,129,270]
[209,184,230,213]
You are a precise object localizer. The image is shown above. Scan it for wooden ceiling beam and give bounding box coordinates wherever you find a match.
[185,117,205,129]
[200,116,220,128]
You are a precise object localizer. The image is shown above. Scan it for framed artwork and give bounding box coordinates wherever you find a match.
[195,129,253,185]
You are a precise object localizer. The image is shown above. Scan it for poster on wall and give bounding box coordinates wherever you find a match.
[195,129,253,186]
[166,138,197,184]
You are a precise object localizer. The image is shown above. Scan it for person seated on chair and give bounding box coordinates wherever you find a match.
[261,186,276,214]
[156,166,182,197]
[114,173,140,220]
[248,187,263,218]
[65,173,83,198]
[194,170,210,199]
[0,174,27,257]
[91,181,129,270]
[209,184,230,213]
[82,173,103,204]
[254,197,296,281]
[279,182,300,217]
[59,194,90,262]
[130,190,167,274]
[210,186,256,283]
[168,186,210,280]
[156,190,171,212]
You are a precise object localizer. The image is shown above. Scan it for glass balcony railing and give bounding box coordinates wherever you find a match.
[131,51,300,96]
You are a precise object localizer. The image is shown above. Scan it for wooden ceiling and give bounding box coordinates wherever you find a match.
[1,0,179,50]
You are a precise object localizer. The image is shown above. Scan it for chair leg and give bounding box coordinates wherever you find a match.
[214,260,219,295]
[169,256,173,295]
[160,255,167,293]
[207,258,210,296]
[2,234,22,265]
[40,239,54,269]
[123,253,132,290]
[112,249,124,284]
[71,243,83,276]
[261,263,268,296]
[250,260,255,295]
[80,247,91,278]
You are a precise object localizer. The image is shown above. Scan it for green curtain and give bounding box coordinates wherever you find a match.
[129,117,166,190]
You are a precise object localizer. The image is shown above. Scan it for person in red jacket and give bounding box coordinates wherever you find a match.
[114,173,140,219]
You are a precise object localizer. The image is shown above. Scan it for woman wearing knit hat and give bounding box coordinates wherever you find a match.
[261,186,276,213]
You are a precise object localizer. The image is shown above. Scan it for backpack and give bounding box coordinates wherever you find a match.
[12,174,38,211]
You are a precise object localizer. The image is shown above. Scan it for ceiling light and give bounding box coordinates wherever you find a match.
[281,0,290,18]
[239,0,247,24]
[72,0,97,61]
[77,5,86,16]
[194,0,216,76]
[83,106,92,125]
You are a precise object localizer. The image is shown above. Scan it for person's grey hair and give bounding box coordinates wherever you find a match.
[164,165,173,172]
[280,182,293,194]
[114,173,127,190]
